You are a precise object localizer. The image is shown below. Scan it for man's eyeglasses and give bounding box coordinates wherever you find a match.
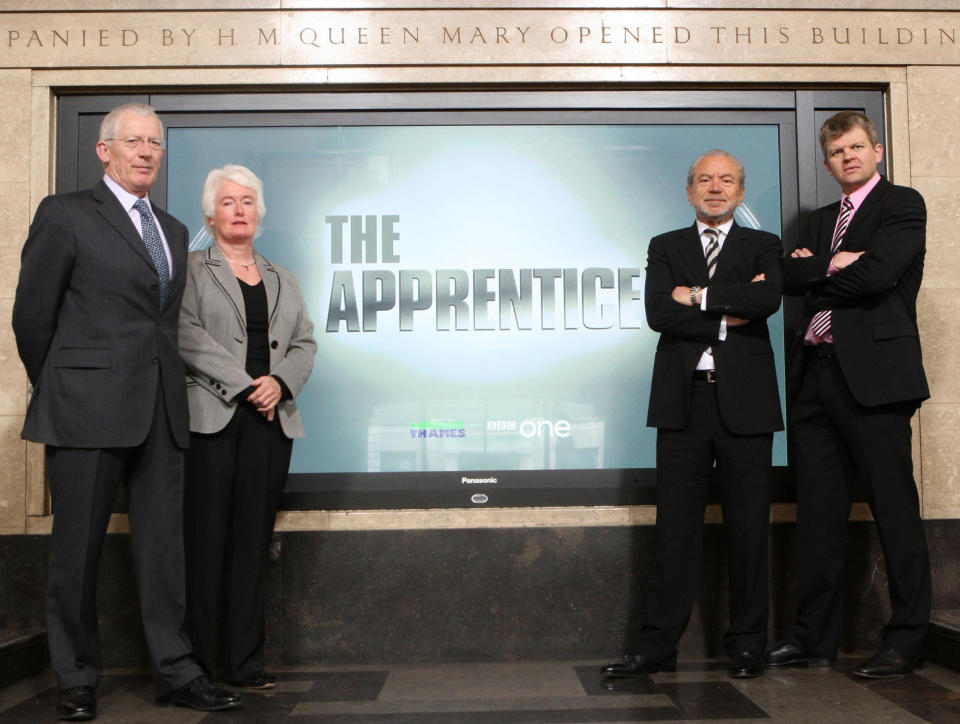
[106,136,165,151]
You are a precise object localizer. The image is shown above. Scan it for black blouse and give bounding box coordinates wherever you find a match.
[239,279,270,379]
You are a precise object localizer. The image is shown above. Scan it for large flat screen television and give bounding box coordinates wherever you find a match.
[163,113,791,508]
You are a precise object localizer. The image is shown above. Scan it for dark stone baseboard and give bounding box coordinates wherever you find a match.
[1,520,959,673]
[928,610,960,671]
[0,629,46,689]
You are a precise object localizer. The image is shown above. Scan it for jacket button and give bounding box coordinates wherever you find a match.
[271,340,279,349]
[151,357,159,364]
[221,389,227,395]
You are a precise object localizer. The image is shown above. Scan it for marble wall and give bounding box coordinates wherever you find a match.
[0,2,959,534]
[3,522,960,665]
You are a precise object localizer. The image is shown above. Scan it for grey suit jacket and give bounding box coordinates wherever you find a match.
[178,243,317,439]
[13,180,190,448]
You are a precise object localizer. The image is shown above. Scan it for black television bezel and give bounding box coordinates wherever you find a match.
[56,88,886,510]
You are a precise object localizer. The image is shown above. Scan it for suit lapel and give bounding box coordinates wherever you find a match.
[258,254,281,326]
[154,206,186,286]
[814,201,841,253]
[678,223,710,283]
[92,180,155,270]
[205,244,247,329]
[839,176,888,249]
[713,222,748,280]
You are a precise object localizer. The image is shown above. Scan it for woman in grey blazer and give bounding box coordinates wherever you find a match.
[178,164,317,690]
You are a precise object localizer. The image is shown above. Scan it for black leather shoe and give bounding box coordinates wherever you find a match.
[729,650,764,678]
[601,654,675,677]
[56,686,96,721]
[228,671,276,689]
[156,675,242,711]
[765,641,834,668]
[853,648,923,679]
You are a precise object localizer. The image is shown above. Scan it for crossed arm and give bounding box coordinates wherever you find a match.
[644,234,783,342]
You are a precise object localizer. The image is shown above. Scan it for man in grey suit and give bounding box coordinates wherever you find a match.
[12,104,240,720]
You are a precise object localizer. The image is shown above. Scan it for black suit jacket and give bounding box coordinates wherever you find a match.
[783,177,929,407]
[645,222,784,435]
[12,180,190,449]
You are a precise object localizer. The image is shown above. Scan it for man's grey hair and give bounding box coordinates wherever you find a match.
[201,164,267,236]
[686,149,746,188]
[98,103,162,143]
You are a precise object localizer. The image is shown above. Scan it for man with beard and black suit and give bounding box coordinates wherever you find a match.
[767,110,930,679]
[602,149,783,680]
[12,104,240,720]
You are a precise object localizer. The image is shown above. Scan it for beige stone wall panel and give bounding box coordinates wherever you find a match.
[0,2,956,529]
[920,403,960,519]
[907,66,960,177]
[913,176,959,291]
[0,181,30,301]
[0,71,31,184]
[917,287,960,405]
[24,440,45,518]
[0,297,26,417]
[2,10,960,68]
[0,12,281,68]
[0,411,26,534]
[4,3,960,11]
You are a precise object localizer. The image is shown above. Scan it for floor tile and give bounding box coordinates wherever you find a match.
[1,659,958,722]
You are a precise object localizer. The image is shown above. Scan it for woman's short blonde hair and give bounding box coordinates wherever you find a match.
[201,164,266,235]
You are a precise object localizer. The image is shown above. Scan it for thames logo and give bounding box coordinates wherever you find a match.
[470,493,489,505]
[409,419,466,438]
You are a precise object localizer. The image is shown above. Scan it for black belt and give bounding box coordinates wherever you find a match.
[692,369,717,382]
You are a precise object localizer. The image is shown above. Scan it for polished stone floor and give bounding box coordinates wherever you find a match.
[1,657,959,722]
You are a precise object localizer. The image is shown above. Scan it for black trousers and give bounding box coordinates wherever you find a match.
[183,403,292,682]
[45,387,201,697]
[787,349,930,659]
[639,380,773,665]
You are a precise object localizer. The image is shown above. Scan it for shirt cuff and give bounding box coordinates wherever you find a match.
[272,375,292,401]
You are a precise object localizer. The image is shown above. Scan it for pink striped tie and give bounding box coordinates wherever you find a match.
[808,197,854,340]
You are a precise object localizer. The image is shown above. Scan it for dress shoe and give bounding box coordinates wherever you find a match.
[853,648,923,679]
[765,641,834,668]
[601,654,675,677]
[56,686,96,721]
[729,650,764,678]
[228,671,276,689]
[156,675,242,711]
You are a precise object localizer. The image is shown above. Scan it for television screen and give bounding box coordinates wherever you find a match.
[166,121,787,508]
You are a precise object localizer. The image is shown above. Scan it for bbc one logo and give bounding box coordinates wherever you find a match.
[486,419,572,438]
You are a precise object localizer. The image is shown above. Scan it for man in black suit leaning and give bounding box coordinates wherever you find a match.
[603,150,783,680]
[768,111,930,678]
[12,104,240,720]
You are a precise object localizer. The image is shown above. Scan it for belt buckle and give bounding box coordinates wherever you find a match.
[705,370,717,383]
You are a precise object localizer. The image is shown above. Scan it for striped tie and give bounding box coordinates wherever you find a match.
[703,228,720,357]
[808,197,854,339]
[704,228,720,279]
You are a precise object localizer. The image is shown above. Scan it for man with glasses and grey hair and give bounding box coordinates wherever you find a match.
[13,103,240,720]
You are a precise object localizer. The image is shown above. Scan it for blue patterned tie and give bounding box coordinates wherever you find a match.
[133,199,170,310]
